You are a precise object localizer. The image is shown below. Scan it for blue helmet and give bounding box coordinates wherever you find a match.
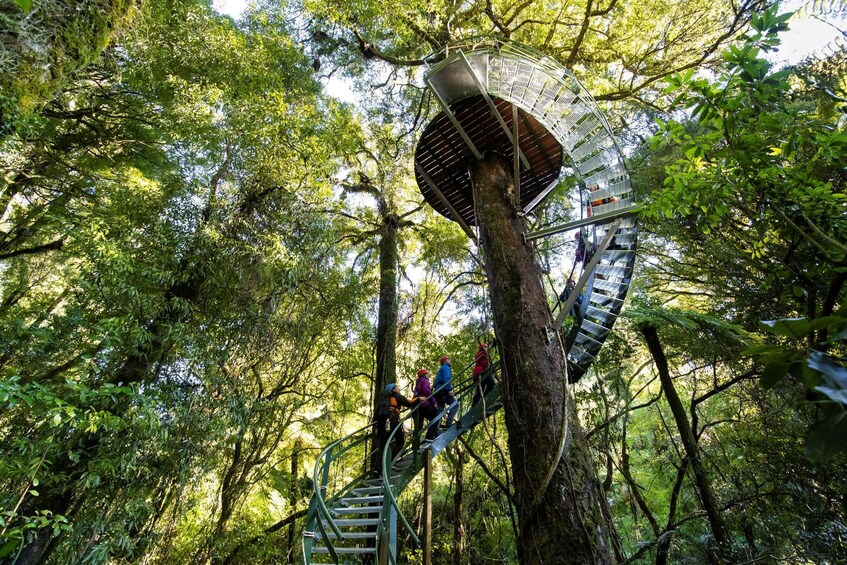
[385,383,397,393]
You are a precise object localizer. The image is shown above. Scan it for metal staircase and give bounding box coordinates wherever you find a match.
[303,362,503,564]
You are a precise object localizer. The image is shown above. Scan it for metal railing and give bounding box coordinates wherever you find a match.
[379,357,502,564]
[304,349,502,564]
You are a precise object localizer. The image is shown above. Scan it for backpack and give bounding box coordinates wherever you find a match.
[376,391,392,419]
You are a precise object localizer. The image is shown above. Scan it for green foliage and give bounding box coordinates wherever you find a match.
[749,306,847,461]
[1,0,846,563]
[0,0,136,137]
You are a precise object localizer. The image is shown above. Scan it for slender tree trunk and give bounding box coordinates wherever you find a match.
[656,460,687,565]
[469,153,618,563]
[640,324,729,560]
[453,447,466,564]
[287,441,301,564]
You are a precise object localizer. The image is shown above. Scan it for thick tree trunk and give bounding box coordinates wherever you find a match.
[469,153,618,563]
[640,324,728,560]
[375,214,399,393]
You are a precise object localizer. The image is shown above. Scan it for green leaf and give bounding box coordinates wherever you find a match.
[760,318,809,339]
[761,360,788,389]
[14,0,32,11]
[808,351,847,406]
[757,317,845,339]
[741,344,782,356]
[0,541,18,559]
[805,412,847,462]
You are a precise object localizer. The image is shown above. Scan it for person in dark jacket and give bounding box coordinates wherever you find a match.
[471,343,495,407]
[413,369,439,441]
[433,355,459,427]
[559,278,584,325]
[375,383,420,474]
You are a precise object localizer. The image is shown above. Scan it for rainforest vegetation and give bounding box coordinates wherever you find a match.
[0,0,845,563]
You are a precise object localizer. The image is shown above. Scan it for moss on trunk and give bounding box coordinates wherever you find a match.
[470,152,619,564]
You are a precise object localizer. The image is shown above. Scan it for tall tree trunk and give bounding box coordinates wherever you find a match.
[469,153,618,563]
[375,213,399,393]
[640,324,729,560]
[370,212,399,472]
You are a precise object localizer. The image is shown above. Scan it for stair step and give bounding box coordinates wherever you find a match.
[364,475,401,486]
[589,293,623,309]
[586,305,618,324]
[332,505,382,515]
[323,518,379,527]
[568,343,596,365]
[594,264,632,281]
[575,331,602,349]
[580,319,611,339]
[323,531,379,540]
[311,546,377,555]
[341,495,383,505]
[350,485,383,495]
[598,250,636,267]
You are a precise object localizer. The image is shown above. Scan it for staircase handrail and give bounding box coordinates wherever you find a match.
[311,421,375,541]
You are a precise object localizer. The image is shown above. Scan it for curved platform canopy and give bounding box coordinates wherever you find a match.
[414,40,639,381]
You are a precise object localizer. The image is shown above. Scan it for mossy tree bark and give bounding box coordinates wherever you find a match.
[375,211,399,397]
[469,153,619,563]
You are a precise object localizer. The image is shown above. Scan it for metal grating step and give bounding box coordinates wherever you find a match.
[570,131,615,163]
[575,332,602,349]
[598,249,636,265]
[311,546,377,555]
[568,343,596,365]
[589,292,624,309]
[593,197,636,217]
[586,305,618,324]
[586,179,631,201]
[341,495,383,505]
[332,505,382,516]
[580,319,611,339]
[323,531,378,540]
[323,518,379,527]
[594,263,632,280]
[350,485,383,495]
[584,161,627,187]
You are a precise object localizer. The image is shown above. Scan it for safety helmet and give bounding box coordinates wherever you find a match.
[385,383,397,393]
[440,356,449,365]
[417,369,429,378]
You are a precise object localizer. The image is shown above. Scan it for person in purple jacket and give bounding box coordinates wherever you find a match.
[414,369,440,441]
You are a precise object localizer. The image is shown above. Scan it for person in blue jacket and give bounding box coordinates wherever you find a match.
[433,355,459,428]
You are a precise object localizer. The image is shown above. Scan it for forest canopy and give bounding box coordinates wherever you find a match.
[0,0,845,563]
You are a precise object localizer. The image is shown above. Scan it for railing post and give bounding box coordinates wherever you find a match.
[389,502,398,564]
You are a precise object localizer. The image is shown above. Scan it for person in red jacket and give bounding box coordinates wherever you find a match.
[471,343,495,406]
[413,369,439,441]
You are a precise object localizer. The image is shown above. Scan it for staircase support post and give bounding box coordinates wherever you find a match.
[423,450,433,565]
